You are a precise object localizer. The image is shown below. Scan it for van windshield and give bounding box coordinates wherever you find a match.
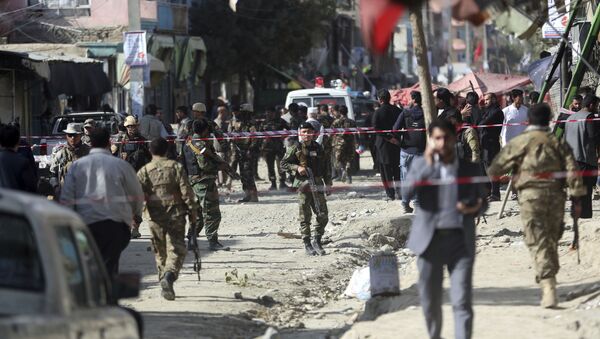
[313,96,346,107]
[0,213,44,292]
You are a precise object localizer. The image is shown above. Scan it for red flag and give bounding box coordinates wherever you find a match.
[360,0,406,54]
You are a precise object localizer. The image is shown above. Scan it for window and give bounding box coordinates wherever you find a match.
[313,96,347,107]
[56,226,87,308]
[74,230,109,306]
[292,98,312,107]
[0,213,44,292]
[42,0,91,16]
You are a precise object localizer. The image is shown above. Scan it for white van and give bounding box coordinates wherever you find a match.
[285,88,355,120]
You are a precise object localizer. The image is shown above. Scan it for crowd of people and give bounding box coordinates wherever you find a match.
[0,84,596,317]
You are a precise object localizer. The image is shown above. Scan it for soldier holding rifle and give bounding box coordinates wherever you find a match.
[282,122,332,256]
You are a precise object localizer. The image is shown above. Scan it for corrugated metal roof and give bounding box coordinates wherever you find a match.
[0,43,102,63]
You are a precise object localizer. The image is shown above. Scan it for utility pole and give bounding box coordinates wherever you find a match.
[465,22,471,66]
[409,3,436,127]
[128,0,145,119]
[482,24,489,71]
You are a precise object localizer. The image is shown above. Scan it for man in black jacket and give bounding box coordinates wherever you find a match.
[480,93,504,201]
[393,91,426,213]
[436,88,460,121]
[0,124,37,193]
[372,89,401,200]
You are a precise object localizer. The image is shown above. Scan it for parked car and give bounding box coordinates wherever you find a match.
[0,188,142,339]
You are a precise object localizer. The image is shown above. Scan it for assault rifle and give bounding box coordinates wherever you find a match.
[186,140,241,180]
[306,168,324,217]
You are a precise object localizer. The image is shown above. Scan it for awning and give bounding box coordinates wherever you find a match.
[79,42,123,58]
[148,34,175,71]
[0,43,111,97]
[177,36,207,85]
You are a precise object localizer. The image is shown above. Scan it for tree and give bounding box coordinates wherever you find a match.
[190,0,336,97]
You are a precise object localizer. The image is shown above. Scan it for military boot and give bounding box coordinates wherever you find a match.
[340,169,347,183]
[303,237,317,256]
[249,191,259,202]
[209,236,230,251]
[269,180,277,191]
[279,180,289,190]
[540,277,558,308]
[160,271,176,301]
[312,235,326,255]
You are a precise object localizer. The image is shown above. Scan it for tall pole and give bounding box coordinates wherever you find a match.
[483,24,489,71]
[465,22,471,66]
[409,3,436,127]
[128,0,145,119]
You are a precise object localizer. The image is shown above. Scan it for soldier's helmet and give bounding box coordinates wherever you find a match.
[124,116,138,127]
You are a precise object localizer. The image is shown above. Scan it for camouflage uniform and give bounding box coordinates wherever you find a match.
[113,132,152,171]
[49,143,90,194]
[457,127,481,164]
[318,114,335,178]
[137,157,198,281]
[331,116,357,181]
[81,135,92,147]
[281,140,332,238]
[262,116,289,187]
[182,134,223,242]
[488,126,585,283]
[229,116,260,200]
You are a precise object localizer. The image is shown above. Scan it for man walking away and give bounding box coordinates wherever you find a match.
[0,124,37,193]
[393,91,426,213]
[137,138,199,300]
[563,95,600,218]
[60,128,144,277]
[372,89,401,200]
[281,122,332,256]
[480,93,504,201]
[405,119,488,339]
[489,103,585,308]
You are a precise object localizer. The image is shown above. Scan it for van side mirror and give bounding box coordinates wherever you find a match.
[113,272,141,300]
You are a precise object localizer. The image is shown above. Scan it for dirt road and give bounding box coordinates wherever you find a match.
[120,153,600,339]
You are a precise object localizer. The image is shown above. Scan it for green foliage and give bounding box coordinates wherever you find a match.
[190,0,336,82]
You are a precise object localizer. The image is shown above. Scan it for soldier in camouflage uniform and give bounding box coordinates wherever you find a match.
[112,116,152,172]
[81,119,95,147]
[230,103,260,202]
[331,105,357,184]
[317,104,335,179]
[49,123,90,198]
[137,138,199,300]
[262,107,290,190]
[444,110,480,163]
[182,118,230,251]
[281,122,332,256]
[488,103,585,308]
